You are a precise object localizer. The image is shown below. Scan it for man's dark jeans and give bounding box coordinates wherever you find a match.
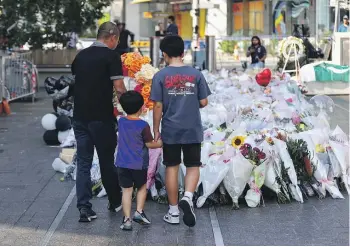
[73,120,121,210]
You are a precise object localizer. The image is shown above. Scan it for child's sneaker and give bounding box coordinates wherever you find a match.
[179,196,196,227]
[120,217,132,231]
[133,210,151,225]
[163,211,180,225]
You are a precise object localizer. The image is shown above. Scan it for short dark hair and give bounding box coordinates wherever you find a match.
[97,22,119,40]
[168,16,175,22]
[119,91,144,115]
[160,35,184,58]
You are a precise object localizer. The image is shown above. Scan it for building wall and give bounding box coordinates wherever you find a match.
[125,2,154,40]
[204,0,228,37]
[110,0,123,22]
[227,0,318,37]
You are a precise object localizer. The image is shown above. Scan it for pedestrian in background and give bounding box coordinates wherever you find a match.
[166,16,179,36]
[246,36,267,69]
[155,22,165,37]
[338,15,349,32]
[116,22,135,55]
[71,21,127,222]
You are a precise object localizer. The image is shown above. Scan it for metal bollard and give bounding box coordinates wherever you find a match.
[205,36,216,72]
[150,37,162,68]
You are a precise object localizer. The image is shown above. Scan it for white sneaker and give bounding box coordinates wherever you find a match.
[163,212,180,224]
[179,196,196,227]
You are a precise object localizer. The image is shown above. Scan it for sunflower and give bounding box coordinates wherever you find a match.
[231,136,246,148]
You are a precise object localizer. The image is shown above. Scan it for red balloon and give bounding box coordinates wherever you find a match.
[255,68,272,87]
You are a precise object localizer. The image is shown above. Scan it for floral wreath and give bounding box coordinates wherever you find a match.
[278,36,305,60]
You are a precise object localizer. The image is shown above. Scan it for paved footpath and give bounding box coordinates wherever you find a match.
[0,92,348,246]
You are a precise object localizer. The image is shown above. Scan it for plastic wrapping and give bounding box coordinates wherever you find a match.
[147,148,162,189]
[245,162,267,208]
[329,140,350,195]
[223,152,254,209]
[273,138,304,203]
[292,133,344,199]
[60,129,76,148]
[44,77,57,95]
[196,149,231,208]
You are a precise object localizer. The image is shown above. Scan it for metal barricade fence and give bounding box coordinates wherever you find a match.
[1,52,38,102]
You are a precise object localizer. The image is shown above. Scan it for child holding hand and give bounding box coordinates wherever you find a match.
[116,90,162,231]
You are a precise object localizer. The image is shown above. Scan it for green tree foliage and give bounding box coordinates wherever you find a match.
[0,0,112,49]
[218,40,238,54]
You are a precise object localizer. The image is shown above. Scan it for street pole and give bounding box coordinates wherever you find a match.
[192,0,200,67]
[122,0,126,22]
[333,0,340,33]
[192,0,200,43]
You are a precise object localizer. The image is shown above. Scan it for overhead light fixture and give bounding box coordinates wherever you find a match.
[131,0,151,4]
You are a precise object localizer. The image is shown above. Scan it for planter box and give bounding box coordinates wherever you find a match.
[32,49,79,66]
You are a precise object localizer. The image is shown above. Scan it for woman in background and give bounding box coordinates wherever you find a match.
[246,36,267,69]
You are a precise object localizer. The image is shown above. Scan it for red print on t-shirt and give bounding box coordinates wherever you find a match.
[165,74,195,89]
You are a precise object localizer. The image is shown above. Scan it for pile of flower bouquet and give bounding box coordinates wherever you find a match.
[148,68,349,209]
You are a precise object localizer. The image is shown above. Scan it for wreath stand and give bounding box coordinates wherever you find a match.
[282,42,301,80]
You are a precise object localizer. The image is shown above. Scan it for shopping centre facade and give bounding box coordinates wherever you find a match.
[109,0,349,40]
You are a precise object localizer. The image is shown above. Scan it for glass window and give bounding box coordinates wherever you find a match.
[232,0,264,35]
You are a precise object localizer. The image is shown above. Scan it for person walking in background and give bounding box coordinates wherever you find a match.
[338,15,349,32]
[233,45,240,61]
[166,16,178,36]
[116,22,135,55]
[71,22,127,222]
[246,36,267,69]
[150,35,211,227]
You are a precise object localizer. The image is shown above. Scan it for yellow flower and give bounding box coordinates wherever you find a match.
[266,137,274,145]
[231,136,246,148]
[315,144,325,153]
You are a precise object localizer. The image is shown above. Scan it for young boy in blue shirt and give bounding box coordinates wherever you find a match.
[116,91,163,231]
[150,35,211,227]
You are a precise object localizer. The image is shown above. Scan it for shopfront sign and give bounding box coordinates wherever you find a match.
[173,3,192,12]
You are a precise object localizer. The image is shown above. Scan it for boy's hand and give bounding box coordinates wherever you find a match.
[156,139,163,147]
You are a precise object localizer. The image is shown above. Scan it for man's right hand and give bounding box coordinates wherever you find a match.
[154,131,161,142]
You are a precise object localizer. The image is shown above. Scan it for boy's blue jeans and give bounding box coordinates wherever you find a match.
[73,120,121,210]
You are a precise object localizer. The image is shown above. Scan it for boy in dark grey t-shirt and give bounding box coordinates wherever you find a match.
[150,36,211,228]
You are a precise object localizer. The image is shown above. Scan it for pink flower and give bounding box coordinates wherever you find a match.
[286,98,293,103]
[244,143,252,149]
[134,84,143,93]
[253,147,261,153]
[292,113,301,125]
[258,152,266,160]
[240,148,249,156]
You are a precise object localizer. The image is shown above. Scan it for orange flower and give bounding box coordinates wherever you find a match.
[128,70,135,78]
[142,85,151,95]
[142,56,151,64]
[146,100,154,108]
